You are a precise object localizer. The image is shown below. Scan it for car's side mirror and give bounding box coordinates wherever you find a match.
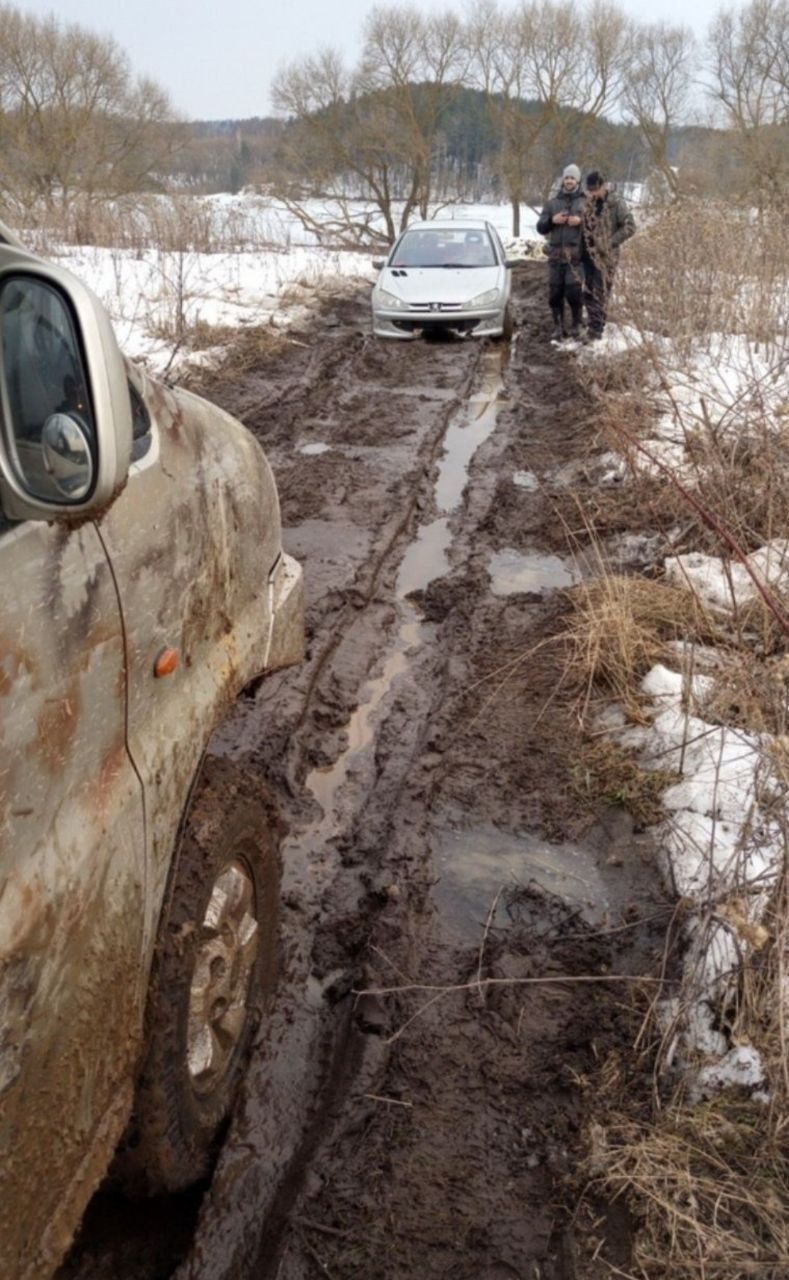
[372,259,386,271]
[0,248,132,521]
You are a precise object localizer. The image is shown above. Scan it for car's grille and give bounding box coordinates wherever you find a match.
[408,302,463,313]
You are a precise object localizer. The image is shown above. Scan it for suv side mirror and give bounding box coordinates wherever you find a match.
[372,259,386,271]
[0,247,131,521]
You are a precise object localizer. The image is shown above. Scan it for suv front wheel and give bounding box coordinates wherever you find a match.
[119,757,281,1194]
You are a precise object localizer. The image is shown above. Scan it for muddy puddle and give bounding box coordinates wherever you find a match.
[433,824,632,942]
[296,441,331,455]
[489,546,581,595]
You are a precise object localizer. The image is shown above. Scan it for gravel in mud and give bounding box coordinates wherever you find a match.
[61,266,671,1280]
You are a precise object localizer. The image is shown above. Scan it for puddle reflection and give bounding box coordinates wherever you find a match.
[434,826,615,941]
[489,548,580,596]
[297,442,331,456]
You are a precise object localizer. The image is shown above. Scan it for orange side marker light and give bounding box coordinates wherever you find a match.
[154,647,179,678]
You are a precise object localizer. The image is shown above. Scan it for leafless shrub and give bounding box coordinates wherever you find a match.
[614,200,789,357]
[23,193,280,256]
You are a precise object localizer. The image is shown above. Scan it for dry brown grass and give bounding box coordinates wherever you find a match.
[572,738,679,827]
[23,192,277,256]
[181,323,291,396]
[584,1099,789,1278]
[564,199,789,1280]
[701,652,789,737]
[564,576,721,719]
[578,878,789,1280]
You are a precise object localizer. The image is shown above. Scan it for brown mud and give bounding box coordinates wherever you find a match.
[60,265,670,1280]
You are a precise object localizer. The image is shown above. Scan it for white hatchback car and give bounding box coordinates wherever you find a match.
[371,219,514,340]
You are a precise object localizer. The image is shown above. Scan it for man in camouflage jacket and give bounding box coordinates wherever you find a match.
[581,170,635,340]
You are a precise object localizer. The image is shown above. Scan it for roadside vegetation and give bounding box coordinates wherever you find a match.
[556,177,789,1278]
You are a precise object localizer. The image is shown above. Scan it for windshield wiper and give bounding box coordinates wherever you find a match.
[440,262,475,269]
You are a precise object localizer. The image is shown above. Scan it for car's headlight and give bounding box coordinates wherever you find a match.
[375,289,406,310]
[467,288,502,308]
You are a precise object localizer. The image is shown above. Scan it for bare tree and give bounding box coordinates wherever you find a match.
[358,5,468,219]
[467,0,629,235]
[0,4,178,215]
[272,49,403,245]
[708,0,789,209]
[272,7,467,246]
[623,21,697,199]
[466,0,555,236]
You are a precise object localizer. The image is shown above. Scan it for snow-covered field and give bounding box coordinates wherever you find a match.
[47,195,539,373]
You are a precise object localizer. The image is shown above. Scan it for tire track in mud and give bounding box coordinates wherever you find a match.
[241,269,668,1280]
[290,343,486,736]
[175,317,507,1280]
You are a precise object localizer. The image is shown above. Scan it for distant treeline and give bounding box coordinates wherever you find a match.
[1,0,784,246]
[173,96,730,202]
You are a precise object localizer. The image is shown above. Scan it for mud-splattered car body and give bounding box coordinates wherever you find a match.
[0,224,304,1277]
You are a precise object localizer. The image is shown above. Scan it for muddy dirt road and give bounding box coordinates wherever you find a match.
[61,266,669,1280]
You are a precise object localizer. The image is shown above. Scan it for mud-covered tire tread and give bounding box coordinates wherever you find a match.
[117,756,282,1195]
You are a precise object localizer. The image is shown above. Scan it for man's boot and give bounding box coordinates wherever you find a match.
[551,310,565,341]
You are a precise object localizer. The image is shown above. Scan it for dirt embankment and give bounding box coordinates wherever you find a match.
[62,266,670,1280]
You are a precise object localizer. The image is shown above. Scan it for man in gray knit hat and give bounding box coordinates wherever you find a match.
[536,164,586,341]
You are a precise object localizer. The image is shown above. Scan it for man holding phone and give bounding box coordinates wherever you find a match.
[536,164,586,342]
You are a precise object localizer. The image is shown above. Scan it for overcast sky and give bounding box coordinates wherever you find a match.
[13,0,727,120]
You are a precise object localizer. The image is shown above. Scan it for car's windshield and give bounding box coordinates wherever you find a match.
[390,228,497,269]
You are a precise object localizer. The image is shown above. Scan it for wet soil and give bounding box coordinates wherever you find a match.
[60,266,671,1280]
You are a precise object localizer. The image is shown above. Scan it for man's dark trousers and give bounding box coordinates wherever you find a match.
[549,259,583,328]
[583,259,614,335]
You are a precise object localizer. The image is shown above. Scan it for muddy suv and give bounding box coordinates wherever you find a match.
[0,224,304,1278]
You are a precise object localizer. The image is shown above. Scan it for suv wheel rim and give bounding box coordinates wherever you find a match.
[187,859,259,1095]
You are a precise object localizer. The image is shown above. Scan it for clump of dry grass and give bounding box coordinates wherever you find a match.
[564,576,720,718]
[572,739,678,827]
[701,651,789,737]
[585,1100,789,1278]
[182,323,290,395]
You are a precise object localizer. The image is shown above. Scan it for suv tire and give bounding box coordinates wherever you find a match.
[118,756,281,1194]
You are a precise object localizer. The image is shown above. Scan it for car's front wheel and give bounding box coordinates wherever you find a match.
[118,757,281,1194]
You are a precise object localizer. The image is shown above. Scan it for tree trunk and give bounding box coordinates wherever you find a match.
[511,197,521,238]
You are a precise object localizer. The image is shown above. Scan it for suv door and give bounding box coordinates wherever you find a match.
[0,291,146,1277]
[98,371,282,913]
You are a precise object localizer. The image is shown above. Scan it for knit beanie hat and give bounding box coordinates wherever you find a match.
[563,164,581,182]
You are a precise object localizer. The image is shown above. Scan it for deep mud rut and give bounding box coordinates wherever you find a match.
[61,266,670,1280]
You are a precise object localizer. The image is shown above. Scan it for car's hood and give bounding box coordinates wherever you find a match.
[378,265,503,303]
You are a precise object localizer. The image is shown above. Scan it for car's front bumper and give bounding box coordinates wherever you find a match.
[265,552,305,671]
[372,303,506,340]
